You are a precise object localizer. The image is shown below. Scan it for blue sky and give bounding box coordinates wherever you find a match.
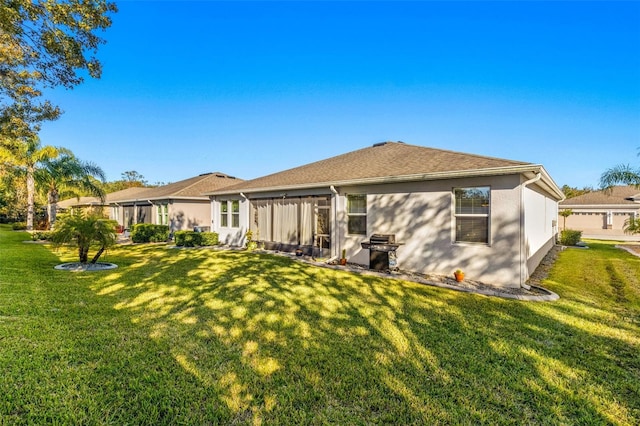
[39,1,640,188]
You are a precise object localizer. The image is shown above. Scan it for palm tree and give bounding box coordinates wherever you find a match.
[0,137,58,230]
[36,152,106,229]
[600,147,640,189]
[50,212,118,264]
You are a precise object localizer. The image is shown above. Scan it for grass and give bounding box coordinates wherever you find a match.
[0,226,638,425]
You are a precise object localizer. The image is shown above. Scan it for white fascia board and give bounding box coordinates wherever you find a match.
[206,165,549,197]
[560,204,640,210]
[107,196,208,204]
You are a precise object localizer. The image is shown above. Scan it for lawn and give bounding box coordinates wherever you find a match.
[0,225,638,425]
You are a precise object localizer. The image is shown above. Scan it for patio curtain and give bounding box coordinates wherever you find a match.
[273,199,298,244]
[299,197,314,246]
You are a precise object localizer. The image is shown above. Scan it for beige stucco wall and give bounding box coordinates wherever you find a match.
[562,208,639,238]
[169,200,212,232]
[336,174,524,287]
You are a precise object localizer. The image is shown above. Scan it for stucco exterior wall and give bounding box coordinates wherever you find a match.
[212,197,249,246]
[562,208,639,239]
[337,174,524,287]
[524,184,559,277]
[169,200,211,231]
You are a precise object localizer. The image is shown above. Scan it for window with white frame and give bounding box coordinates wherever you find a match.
[231,200,240,228]
[220,201,228,227]
[347,194,367,235]
[454,187,490,244]
[157,204,168,225]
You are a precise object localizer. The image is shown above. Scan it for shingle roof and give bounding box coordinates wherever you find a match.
[560,186,640,206]
[208,141,535,194]
[116,172,241,201]
[58,172,241,207]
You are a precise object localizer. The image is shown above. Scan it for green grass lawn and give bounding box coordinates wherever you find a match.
[1,225,638,425]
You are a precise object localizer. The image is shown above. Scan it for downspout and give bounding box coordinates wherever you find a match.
[520,172,541,289]
[329,186,339,262]
[239,193,248,245]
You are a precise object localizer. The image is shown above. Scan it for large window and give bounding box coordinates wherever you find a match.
[347,194,367,235]
[220,201,228,227]
[454,187,490,243]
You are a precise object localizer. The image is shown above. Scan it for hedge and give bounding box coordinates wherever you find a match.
[174,231,219,247]
[560,229,582,246]
[130,224,170,243]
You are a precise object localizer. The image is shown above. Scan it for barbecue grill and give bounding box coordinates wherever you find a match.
[360,234,403,271]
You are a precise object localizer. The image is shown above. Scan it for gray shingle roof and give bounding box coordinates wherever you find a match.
[58,172,241,207]
[560,186,640,206]
[208,141,534,194]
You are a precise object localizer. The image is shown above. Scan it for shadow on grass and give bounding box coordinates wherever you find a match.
[67,242,640,424]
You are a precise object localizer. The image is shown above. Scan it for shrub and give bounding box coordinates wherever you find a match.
[200,232,219,246]
[560,229,582,246]
[11,222,26,230]
[130,224,169,243]
[174,231,218,247]
[31,231,53,241]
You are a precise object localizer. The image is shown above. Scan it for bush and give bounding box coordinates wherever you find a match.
[174,231,218,247]
[11,222,26,230]
[130,224,170,243]
[560,229,582,246]
[31,231,53,241]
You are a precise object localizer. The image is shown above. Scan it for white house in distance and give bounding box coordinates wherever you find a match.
[206,142,564,288]
[559,186,640,240]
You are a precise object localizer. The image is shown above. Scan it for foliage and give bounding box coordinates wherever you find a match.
[559,229,582,246]
[0,0,118,141]
[36,152,106,229]
[600,147,640,189]
[49,212,117,263]
[623,216,640,235]
[174,231,219,247]
[0,137,59,230]
[30,230,52,241]
[11,221,25,230]
[0,226,638,424]
[560,185,593,199]
[558,209,573,230]
[130,224,169,243]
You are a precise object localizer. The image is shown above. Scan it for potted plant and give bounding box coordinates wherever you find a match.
[339,249,347,265]
[454,269,464,282]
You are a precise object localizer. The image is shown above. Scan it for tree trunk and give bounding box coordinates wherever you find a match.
[26,167,35,231]
[47,188,59,230]
[79,244,89,263]
[90,246,105,264]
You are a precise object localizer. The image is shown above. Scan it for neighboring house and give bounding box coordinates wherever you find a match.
[559,186,640,239]
[59,172,241,232]
[205,142,564,288]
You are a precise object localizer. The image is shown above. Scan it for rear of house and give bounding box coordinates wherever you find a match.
[207,142,563,288]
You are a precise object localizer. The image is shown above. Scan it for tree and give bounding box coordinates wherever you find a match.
[121,170,148,187]
[50,212,117,264]
[624,216,640,235]
[0,137,58,230]
[600,147,640,189]
[561,185,593,199]
[558,209,573,230]
[36,152,106,229]
[0,1,117,141]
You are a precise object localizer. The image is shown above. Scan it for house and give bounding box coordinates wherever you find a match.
[206,142,564,288]
[559,186,640,240]
[60,172,241,232]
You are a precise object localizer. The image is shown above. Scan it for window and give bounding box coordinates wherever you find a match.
[454,187,490,243]
[220,201,228,227]
[157,204,168,225]
[347,194,367,235]
[231,200,240,228]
